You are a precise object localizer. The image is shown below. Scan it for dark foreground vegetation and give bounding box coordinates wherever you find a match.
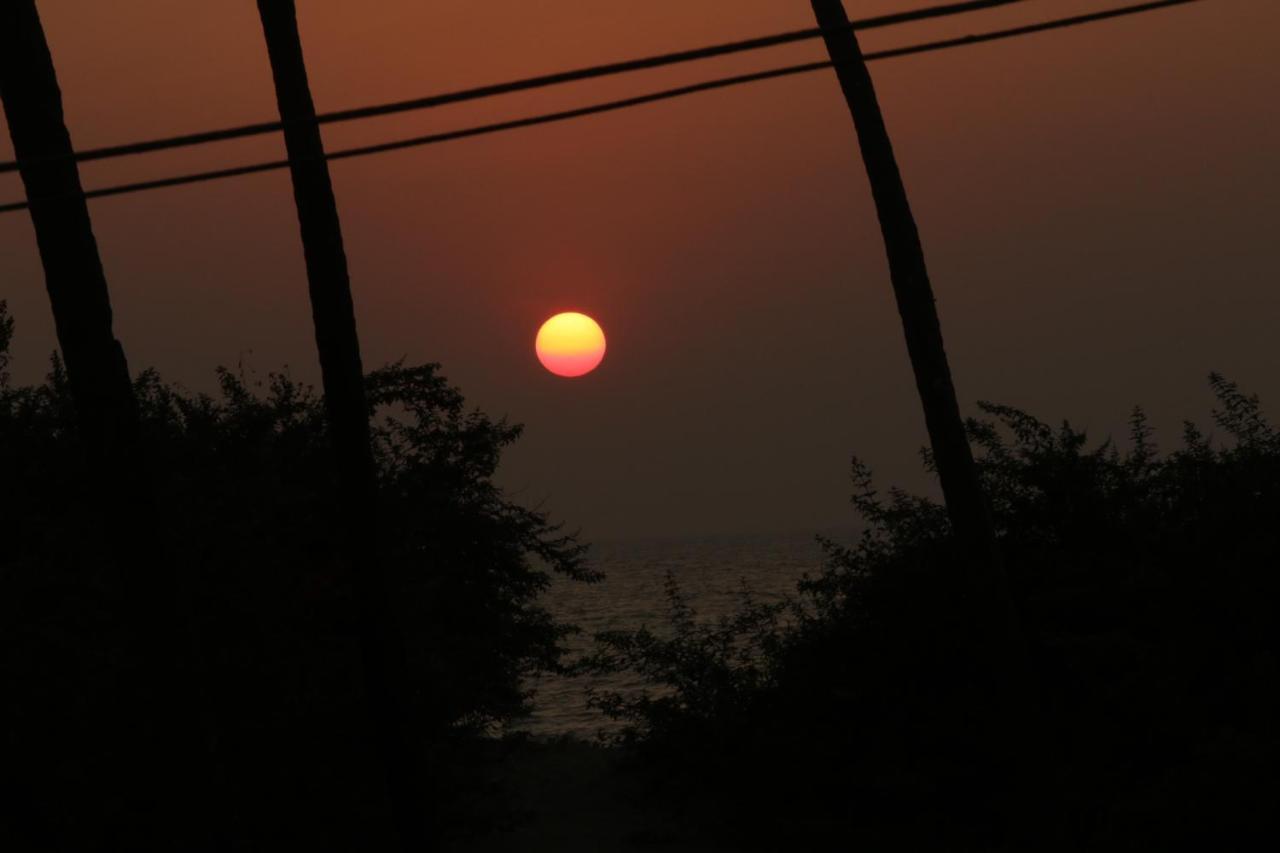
[0,302,595,850]
[582,375,1280,849]
[3,294,1277,850]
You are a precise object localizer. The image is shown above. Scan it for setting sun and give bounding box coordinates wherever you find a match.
[536,312,606,378]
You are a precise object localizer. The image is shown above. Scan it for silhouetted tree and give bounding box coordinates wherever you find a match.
[255,1,427,847]
[0,7,219,849]
[1,306,595,847]
[807,1,1009,613]
[584,377,1280,848]
[0,0,138,477]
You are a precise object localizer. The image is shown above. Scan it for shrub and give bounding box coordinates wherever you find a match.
[0,301,596,846]
[582,377,1280,849]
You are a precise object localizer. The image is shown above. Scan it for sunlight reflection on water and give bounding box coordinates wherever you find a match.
[511,530,844,738]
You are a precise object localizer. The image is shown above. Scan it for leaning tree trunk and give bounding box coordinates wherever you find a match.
[254,2,428,848]
[1,2,218,849]
[809,0,1033,678]
[0,0,138,470]
[808,0,1004,586]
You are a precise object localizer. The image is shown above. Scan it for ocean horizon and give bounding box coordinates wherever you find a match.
[513,527,858,738]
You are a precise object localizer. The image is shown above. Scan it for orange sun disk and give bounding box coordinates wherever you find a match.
[536,312,606,378]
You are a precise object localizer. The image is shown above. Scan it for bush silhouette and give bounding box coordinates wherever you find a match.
[0,300,596,848]
[582,378,1280,849]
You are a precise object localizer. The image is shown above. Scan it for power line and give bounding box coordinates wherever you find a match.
[0,0,1206,215]
[0,0,1034,174]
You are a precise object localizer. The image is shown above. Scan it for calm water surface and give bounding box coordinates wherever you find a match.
[513,530,848,738]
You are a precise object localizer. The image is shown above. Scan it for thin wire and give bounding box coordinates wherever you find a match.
[0,0,1206,215]
[0,0,1034,174]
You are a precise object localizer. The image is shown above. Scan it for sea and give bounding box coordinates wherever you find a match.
[511,529,852,738]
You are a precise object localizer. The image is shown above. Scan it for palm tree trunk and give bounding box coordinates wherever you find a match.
[0,0,139,472]
[808,0,1002,584]
[1,4,223,848]
[254,2,428,847]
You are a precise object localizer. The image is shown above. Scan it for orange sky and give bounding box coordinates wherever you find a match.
[2,1,1278,540]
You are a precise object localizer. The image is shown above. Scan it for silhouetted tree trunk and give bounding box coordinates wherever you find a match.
[255,2,428,848]
[808,1,1004,587]
[0,0,138,471]
[1,3,221,848]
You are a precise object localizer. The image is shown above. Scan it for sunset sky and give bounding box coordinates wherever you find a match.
[2,0,1276,540]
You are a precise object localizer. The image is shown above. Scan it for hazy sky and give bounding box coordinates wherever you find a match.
[2,1,1277,541]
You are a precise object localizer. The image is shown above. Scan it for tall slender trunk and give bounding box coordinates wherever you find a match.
[254,2,428,848]
[808,1,1002,585]
[1,3,219,848]
[0,0,138,470]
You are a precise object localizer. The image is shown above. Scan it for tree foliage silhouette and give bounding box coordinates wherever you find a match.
[0,302,594,848]
[583,376,1280,848]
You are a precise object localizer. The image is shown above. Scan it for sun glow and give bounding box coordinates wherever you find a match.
[536,312,606,378]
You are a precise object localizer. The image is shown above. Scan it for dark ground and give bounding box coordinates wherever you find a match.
[450,737,730,853]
